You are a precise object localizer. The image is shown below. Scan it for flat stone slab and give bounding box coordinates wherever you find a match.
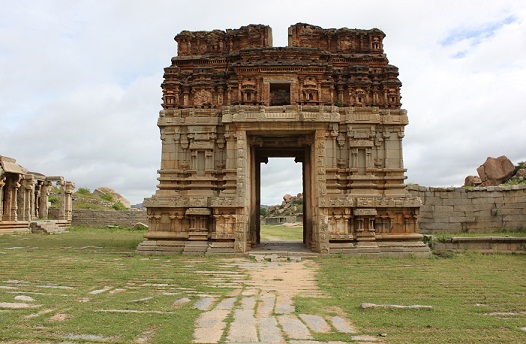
[361,303,432,309]
[275,295,295,314]
[258,316,284,343]
[0,302,41,309]
[130,296,153,303]
[241,296,256,310]
[193,296,215,311]
[278,314,313,340]
[62,334,112,341]
[257,293,275,317]
[96,309,176,314]
[14,295,35,302]
[299,314,331,333]
[89,286,113,295]
[172,297,191,307]
[330,316,356,333]
[351,334,379,342]
[193,309,229,343]
[227,309,258,342]
[216,297,236,310]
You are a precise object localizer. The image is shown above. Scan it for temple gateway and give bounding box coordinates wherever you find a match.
[138,23,430,256]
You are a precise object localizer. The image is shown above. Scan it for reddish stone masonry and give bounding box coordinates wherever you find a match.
[163,23,401,110]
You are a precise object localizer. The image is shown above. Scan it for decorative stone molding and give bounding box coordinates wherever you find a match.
[139,24,429,256]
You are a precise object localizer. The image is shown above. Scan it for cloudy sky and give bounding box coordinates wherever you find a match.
[1,0,525,206]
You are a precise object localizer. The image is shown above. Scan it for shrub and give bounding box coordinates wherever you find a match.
[49,196,59,204]
[77,187,91,195]
[100,193,114,202]
[112,201,126,211]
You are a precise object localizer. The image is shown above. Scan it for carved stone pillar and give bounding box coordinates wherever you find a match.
[20,176,35,222]
[63,181,75,224]
[58,181,66,221]
[7,175,21,222]
[40,181,52,220]
[33,182,41,218]
[0,175,5,220]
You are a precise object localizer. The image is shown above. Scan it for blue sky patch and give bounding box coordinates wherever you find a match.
[441,15,517,47]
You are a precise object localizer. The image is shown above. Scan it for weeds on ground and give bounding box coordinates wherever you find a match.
[309,253,526,343]
[0,227,234,343]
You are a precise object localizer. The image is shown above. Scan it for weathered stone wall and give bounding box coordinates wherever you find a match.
[71,209,148,227]
[432,237,526,253]
[407,185,526,233]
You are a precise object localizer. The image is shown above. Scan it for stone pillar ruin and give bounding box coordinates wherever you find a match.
[39,180,52,219]
[0,174,5,220]
[0,156,74,233]
[139,23,430,256]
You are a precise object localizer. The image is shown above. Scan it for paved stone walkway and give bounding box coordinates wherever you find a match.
[192,257,380,343]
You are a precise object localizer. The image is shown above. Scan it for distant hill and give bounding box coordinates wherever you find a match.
[261,193,303,217]
[49,186,132,211]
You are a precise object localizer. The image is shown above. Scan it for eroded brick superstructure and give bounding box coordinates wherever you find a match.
[140,24,430,256]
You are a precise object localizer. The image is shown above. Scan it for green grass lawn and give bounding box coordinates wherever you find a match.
[0,227,234,343]
[260,224,303,241]
[1,227,525,343]
[301,254,526,343]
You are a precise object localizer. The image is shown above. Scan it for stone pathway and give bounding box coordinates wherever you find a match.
[192,257,379,343]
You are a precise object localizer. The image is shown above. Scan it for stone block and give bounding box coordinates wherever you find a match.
[434,205,454,213]
[448,217,476,223]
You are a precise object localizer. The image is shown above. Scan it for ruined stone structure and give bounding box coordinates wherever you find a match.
[0,155,74,234]
[408,185,526,233]
[139,24,430,256]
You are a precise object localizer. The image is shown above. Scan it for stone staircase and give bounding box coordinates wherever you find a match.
[30,221,67,234]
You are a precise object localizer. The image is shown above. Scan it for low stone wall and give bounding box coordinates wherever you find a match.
[72,209,148,227]
[408,185,526,233]
[432,236,526,254]
[264,216,302,225]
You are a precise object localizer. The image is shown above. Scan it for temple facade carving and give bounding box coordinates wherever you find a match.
[0,155,74,234]
[139,23,430,256]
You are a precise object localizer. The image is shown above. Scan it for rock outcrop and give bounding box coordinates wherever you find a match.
[476,156,515,186]
[464,155,526,186]
[464,175,482,187]
[93,187,131,208]
[266,193,303,217]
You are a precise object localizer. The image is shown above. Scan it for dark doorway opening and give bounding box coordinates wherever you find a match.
[270,83,291,105]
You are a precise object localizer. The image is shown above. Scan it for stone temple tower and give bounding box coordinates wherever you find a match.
[138,23,430,256]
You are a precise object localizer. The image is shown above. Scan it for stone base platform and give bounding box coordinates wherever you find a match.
[0,221,31,235]
[137,239,431,257]
[432,236,526,254]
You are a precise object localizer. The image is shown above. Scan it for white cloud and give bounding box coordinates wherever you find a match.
[261,158,303,206]
[1,0,525,204]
